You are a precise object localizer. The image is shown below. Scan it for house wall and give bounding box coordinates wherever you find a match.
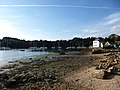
[93,41,100,47]
[101,43,103,47]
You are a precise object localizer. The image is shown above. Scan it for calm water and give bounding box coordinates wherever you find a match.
[0,49,48,66]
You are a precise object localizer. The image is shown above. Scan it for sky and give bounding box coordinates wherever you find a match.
[0,0,120,41]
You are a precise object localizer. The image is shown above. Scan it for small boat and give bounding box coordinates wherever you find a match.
[20,49,25,51]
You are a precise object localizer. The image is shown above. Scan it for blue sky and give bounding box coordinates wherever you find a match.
[0,0,120,40]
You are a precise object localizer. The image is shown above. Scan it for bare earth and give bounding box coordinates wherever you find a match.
[65,53,120,90]
[65,67,120,90]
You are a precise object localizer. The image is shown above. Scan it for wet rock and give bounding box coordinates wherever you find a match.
[6,77,16,87]
[0,73,9,80]
[13,71,36,83]
[32,65,39,68]
[29,57,33,60]
[0,83,7,90]
[1,64,19,69]
[0,69,4,72]
[8,61,18,63]
[18,61,31,65]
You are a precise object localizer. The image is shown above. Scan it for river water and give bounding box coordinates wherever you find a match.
[0,49,48,66]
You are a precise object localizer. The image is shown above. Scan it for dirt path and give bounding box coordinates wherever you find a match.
[65,53,120,90]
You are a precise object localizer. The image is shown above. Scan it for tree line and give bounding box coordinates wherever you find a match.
[0,34,120,49]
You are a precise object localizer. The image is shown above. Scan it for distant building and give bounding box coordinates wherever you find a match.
[66,46,76,50]
[93,39,103,48]
[77,46,81,49]
[29,47,47,51]
[103,41,117,49]
[66,47,71,49]
[104,41,110,46]
[51,47,56,49]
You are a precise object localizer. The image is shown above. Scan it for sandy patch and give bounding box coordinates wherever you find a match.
[65,67,120,90]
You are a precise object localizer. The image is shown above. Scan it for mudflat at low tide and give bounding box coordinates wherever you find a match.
[0,50,120,90]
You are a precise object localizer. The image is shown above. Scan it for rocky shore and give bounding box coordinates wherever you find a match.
[0,50,120,90]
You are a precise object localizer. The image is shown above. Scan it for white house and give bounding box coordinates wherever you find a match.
[93,39,103,48]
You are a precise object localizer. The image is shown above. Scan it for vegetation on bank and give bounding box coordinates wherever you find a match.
[0,34,120,49]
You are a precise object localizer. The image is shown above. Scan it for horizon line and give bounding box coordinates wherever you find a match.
[0,4,120,9]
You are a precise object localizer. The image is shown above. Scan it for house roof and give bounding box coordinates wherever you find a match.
[94,39,100,41]
[104,41,110,46]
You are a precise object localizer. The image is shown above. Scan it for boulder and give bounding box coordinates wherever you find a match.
[0,83,6,90]
[107,66,117,74]
[92,70,106,79]
[1,64,19,69]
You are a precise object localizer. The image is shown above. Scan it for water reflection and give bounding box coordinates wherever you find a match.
[0,49,48,66]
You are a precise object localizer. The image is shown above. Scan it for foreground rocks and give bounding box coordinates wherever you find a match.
[93,52,120,79]
[0,51,97,90]
[1,50,119,90]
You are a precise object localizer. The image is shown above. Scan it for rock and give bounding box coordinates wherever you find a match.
[107,66,117,74]
[96,63,102,69]
[0,69,4,72]
[100,59,107,62]
[1,64,19,69]
[13,71,36,83]
[6,77,16,87]
[0,83,6,90]
[7,78,16,82]
[92,70,106,79]
[29,57,33,60]
[0,73,9,80]
[107,66,113,73]
[32,65,38,68]
[8,61,18,63]
[113,59,118,64]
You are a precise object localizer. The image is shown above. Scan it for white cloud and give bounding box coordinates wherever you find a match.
[110,25,120,33]
[0,12,120,40]
[0,4,120,10]
[77,12,120,38]
[106,13,120,20]
[0,19,54,40]
[0,20,34,40]
[103,12,120,25]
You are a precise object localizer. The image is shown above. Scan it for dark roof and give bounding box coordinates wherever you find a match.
[94,39,100,41]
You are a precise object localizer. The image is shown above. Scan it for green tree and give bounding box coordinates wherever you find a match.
[108,34,120,44]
